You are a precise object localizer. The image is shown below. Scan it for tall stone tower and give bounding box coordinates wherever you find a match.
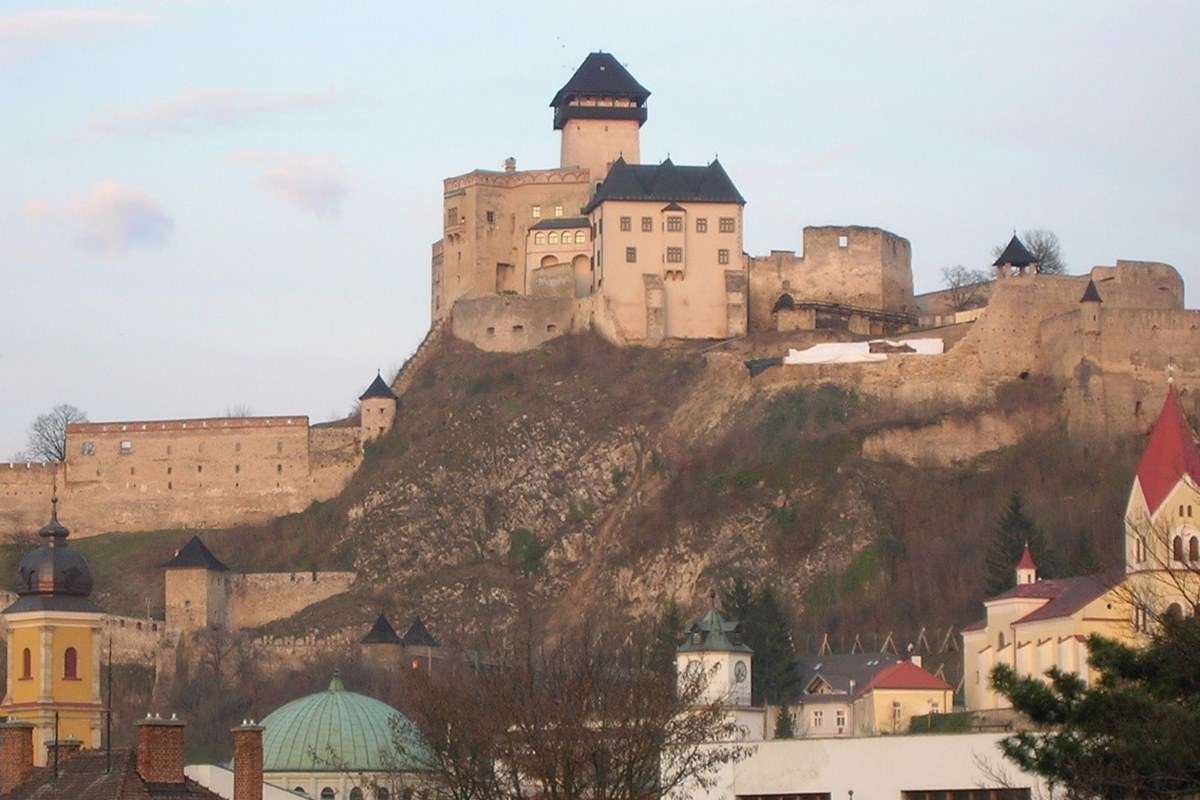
[551,52,650,182]
[1,498,103,765]
[162,535,229,632]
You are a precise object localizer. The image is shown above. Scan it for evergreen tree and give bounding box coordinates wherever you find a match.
[721,576,755,628]
[1069,529,1101,575]
[773,706,795,739]
[647,600,686,675]
[993,614,1200,798]
[750,586,801,706]
[985,492,1051,595]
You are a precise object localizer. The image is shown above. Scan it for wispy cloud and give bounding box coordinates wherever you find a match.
[88,89,342,136]
[26,181,175,255]
[234,151,348,218]
[0,9,152,62]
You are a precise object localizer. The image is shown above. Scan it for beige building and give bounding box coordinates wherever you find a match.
[962,382,1200,711]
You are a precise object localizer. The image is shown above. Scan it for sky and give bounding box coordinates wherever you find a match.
[2,0,1199,457]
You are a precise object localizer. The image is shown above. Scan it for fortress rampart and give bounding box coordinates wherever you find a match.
[225,571,357,630]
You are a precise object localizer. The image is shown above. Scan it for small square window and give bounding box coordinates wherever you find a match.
[620,216,631,232]
[696,218,708,233]
[532,206,541,218]
[718,248,730,265]
[666,247,683,263]
[81,441,95,456]
[486,210,495,224]
[554,206,563,217]
[625,247,637,263]
[719,217,736,233]
[641,216,653,232]
[838,234,849,248]
[119,440,133,455]
[667,216,683,232]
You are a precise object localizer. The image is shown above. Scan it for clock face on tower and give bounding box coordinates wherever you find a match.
[734,661,747,683]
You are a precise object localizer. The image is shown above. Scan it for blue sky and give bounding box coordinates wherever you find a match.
[2,0,1198,457]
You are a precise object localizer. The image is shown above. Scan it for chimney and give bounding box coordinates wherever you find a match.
[136,715,186,785]
[232,722,265,800]
[0,721,35,795]
[910,654,923,668]
[504,156,516,173]
[45,737,83,765]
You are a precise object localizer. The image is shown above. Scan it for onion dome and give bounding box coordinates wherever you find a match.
[7,496,97,613]
[260,673,429,773]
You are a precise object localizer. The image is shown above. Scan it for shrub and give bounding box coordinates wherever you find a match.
[507,528,546,576]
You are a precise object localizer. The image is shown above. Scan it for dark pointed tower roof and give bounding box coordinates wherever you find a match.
[359,372,397,401]
[1135,384,1200,515]
[401,617,439,647]
[362,613,403,645]
[1080,279,1103,303]
[550,52,650,108]
[993,234,1037,268]
[162,535,229,571]
[677,592,752,654]
[7,496,98,613]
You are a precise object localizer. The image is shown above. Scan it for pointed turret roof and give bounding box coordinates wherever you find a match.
[359,372,397,401]
[1080,279,1103,303]
[1136,385,1200,515]
[162,536,229,571]
[1016,545,1037,571]
[550,52,650,108]
[401,617,439,647]
[677,594,752,654]
[993,234,1037,268]
[362,613,403,645]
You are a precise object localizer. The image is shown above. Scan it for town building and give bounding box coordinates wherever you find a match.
[962,381,1200,711]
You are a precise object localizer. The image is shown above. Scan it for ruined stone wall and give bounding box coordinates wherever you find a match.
[450,294,586,353]
[748,226,914,332]
[225,572,356,630]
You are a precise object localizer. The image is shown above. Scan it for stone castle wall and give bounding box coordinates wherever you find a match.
[225,571,356,630]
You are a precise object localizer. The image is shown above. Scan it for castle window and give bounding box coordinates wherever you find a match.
[535,232,545,245]
[1190,537,1199,562]
[555,206,563,217]
[641,216,653,232]
[1173,536,1184,562]
[718,248,730,265]
[277,464,283,474]
[998,631,1006,648]
[575,230,586,244]
[812,709,823,728]
[549,232,559,244]
[82,441,95,456]
[836,709,846,729]
[547,324,557,333]
[129,467,135,476]
[620,216,631,232]
[119,440,133,455]
[168,481,172,490]
[167,467,172,475]
[838,234,849,248]
[486,327,495,336]
[512,325,524,333]
[719,217,736,233]
[64,647,78,680]
[666,247,683,263]
[696,217,707,233]
[667,216,683,232]
[626,247,637,263]
[277,441,283,454]
[167,445,172,455]
[21,648,31,679]
[486,210,495,225]
[532,206,541,218]
[235,442,241,453]
[446,208,458,226]
[235,465,240,474]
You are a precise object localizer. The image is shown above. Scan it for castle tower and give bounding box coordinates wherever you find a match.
[551,52,650,182]
[1080,278,1103,335]
[360,612,402,671]
[1,497,103,765]
[162,535,229,633]
[993,233,1038,278]
[359,372,398,443]
[676,593,752,707]
[1015,544,1038,585]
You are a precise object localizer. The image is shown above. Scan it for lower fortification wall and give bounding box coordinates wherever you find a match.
[0,463,58,535]
[451,295,588,352]
[226,572,357,630]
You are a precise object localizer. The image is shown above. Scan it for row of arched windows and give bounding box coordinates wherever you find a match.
[18,647,78,680]
[1171,534,1200,563]
[293,787,396,799]
[533,230,587,245]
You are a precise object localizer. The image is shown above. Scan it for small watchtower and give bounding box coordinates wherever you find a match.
[551,52,650,182]
[358,372,398,443]
[162,535,229,632]
[1015,545,1038,585]
[994,234,1038,278]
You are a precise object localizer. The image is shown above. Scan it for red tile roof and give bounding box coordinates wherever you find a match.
[1010,573,1124,625]
[1136,385,1200,515]
[862,660,951,692]
[1016,545,1037,570]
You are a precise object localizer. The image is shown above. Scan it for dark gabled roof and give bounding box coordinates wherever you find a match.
[584,157,745,213]
[1080,279,1103,303]
[550,52,650,108]
[402,617,439,647]
[993,234,1037,267]
[162,536,229,571]
[362,613,403,645]
[5,749,223,800]
[530,216,589,230]
[795,653,901,697]
[661,202,685,212]
[359,372,397,401]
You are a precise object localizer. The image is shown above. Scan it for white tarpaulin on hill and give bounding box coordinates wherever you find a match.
[783,338,944,365]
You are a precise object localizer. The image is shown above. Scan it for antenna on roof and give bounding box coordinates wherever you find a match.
[1168,361,1176,385]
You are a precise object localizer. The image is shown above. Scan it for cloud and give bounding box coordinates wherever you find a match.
[234,152,348,218]
[88,89,342,136]
[25,181,175,255]
[0,9,152,60]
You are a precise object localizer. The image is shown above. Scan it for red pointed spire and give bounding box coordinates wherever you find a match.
[1136,385,1200,515]
[1016,544,1037,571]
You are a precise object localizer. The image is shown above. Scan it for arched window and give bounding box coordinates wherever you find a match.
[64,647,78,679]
[1190,537,1199,562]
[377,789,391,800]
[575,230,586,244]
[321,789,336,800]
[350,789,364,800]
[548,232,559,244]
[1173,536,1184,562]
[294,789,307,796]
[534,232,545,245]
[21,648,32,679]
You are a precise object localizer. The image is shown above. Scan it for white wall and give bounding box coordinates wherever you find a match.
[186,764,306,799]
[677,733,1047,800]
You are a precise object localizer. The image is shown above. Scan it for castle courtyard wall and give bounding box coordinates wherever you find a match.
[450,294,584,353]
[225,572,356,630]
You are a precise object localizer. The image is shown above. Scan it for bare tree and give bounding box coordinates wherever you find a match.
[13,403,87,462]
[940,265,992,312]
[991,229,1067,275]
[224,404,254,418]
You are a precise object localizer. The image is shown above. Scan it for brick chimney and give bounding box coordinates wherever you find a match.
[45,737,83,765]
[136,715,186,785]
[232,722,265,800]
[0,721,35,795]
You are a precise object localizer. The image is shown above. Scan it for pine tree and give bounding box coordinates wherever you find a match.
[721,576,755,627]
[773,706,795,739]
[648,600,686,675]
[985,492,1050,595]
[750,585,800,706]
[1069,529,1101,575]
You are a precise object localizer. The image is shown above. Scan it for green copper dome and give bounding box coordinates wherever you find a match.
[261,674,428,773]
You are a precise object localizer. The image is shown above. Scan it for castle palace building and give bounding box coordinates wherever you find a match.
[434,52,911,354]
[962,382,1200,711]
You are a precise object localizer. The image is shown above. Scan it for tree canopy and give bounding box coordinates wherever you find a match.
[12,403,86,462]
[722,578,800,706]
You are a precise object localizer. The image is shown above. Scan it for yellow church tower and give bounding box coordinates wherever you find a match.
[0,496,103,766]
